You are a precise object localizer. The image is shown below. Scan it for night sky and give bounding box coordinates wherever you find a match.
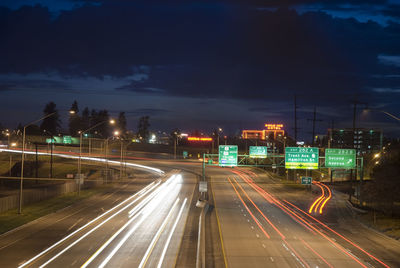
[1,0,400,141]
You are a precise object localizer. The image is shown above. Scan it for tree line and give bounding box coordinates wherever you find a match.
[3,101,151,141]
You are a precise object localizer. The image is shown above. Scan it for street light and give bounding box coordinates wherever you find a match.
[104,130,119,183]
[19,112,56,214]
[173,131,178,159]
[112,131,124,179]
[217,128,223,149]
[78,119,115,195]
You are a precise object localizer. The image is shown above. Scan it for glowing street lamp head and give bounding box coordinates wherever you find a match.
[374,153,380,158]
[69,110,76,115]
[114,130,120,136]
[109,119,116,124]
[11,142,17,147]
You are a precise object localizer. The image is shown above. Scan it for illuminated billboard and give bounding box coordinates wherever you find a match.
[188,137,213,142]
[242,130,266,140]
[265,124,284,130]
[242,123,285,140]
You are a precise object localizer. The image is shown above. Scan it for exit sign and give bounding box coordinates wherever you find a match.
[219,145,238,167]
[285,147,319,169]
[325,148,356,169]
[301,177,312,185]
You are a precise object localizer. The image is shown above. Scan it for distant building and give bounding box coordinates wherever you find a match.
[328,128,383,154]
[242,124,285,140]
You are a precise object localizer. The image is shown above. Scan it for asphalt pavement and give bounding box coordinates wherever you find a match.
[209,166,399,268]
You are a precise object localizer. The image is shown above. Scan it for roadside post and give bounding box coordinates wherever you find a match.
[202,153,205,181]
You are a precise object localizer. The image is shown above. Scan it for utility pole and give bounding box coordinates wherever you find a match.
[35,143,38,179]
[329,119,334,183]
[294,95,298,143]
[349,99,367,202]
[307,106,323,147]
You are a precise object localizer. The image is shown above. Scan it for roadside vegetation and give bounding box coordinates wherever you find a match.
[0,187,109,234]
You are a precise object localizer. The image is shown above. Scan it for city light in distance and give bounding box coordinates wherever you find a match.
[265,124,284,130]
[187,137,213,142]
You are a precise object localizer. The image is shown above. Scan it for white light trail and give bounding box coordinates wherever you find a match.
[157,198,187,268]
[98,175,182,268]
[18,180,158,268]
[0,149,164,175]
[138,198,180,268]
[38,180,161,268]
[80,176,179,268]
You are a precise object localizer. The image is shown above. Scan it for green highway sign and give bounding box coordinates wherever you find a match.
[219,145,238,167]
[285,147,319,169]
[325,148,356,169]
[63,136,72,144]
[301,177,312,185]
[249,146,268,158]
[46,138,55,143]
[183,151,188,158]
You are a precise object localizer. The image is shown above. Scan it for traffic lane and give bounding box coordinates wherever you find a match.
[0,178,155,267]
[245,168,398,267]
[227,176,327,268]
[24,178,165,267]
[141,171,195,268]
[46,171,195,268]
[212,178,300,268]
[98,173,195,268]
[235,176,363,268]
[235,168,392,268]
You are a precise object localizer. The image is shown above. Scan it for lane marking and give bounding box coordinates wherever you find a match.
[138,198,180,268]
[300,238,333,268]
[157,198,187,268]
[18,181,159,268]
[210,180,228,268]
[81,175,180,268]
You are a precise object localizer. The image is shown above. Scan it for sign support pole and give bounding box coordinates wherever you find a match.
[202,153,205,181]
[359,157,364,205]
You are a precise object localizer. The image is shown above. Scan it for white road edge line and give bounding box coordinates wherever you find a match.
[157,198,187,268]
[97,175,181,268]
[138,198,180,268]
[18,181,158,268]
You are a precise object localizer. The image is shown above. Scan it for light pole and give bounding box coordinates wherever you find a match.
[363,108,400,122]
[19,112,56,214]
[104,130,119,183]
[112,130,124,179]
[78,119,115,195]
[173,131,178,159]
[217,128,222,149]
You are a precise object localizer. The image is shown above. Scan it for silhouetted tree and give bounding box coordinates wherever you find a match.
[40,102,60,134]
[68,100,81,135]
[137,116,150,142]
[81,107,90,131]
[97,110,111,137]
[363,145,400,215]
[118,112,127,136]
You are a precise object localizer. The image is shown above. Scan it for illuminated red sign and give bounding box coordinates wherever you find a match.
[188,137,213,142]
[265,124,284,130]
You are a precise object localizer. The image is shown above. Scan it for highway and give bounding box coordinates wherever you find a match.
[0,150,198,268]
[1,147,399,268]
[210,167,398,268]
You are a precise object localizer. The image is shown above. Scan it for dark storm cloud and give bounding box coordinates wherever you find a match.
[125,108,170,116]
[382,4,400,18]
[0,77,69,91]
[0,1,400,106]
